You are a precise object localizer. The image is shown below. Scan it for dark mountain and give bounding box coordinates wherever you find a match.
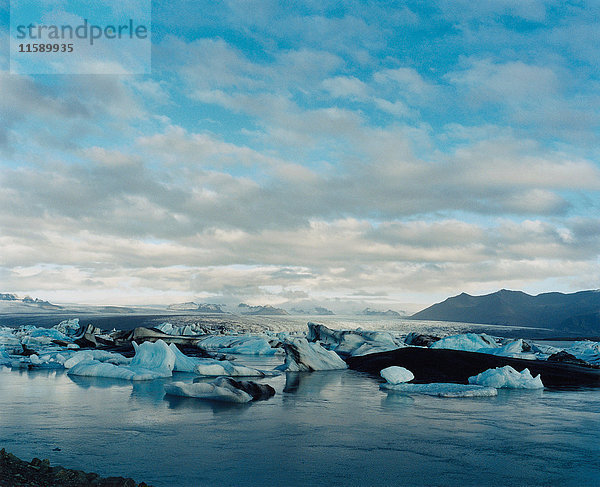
[411,289,600,333]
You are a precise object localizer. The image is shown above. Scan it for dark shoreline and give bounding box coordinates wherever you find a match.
[0,448,151,487]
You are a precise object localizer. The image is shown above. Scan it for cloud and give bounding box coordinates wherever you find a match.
[2,3,600,308]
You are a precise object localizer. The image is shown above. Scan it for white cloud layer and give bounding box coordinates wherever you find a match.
[1,2,599,309]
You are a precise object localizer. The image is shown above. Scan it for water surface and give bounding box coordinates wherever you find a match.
[1,359,599,486]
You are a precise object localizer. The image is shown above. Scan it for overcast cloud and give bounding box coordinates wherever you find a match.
[1,1,599,310]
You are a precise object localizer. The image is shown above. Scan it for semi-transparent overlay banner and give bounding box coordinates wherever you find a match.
[10,0,151,74]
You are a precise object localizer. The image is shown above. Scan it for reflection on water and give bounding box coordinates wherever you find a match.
[283,370,345,394]
[163,395,252,414]
[1,366,600,487]
[68,374,133,390]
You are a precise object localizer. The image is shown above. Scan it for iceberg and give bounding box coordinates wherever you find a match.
[168,343,207,372]
[307,323,400,357]
[68,340,177,381]
[29,328,68,341]
[564,341,600,366]
[52,318,81,336]
[63,350,130,369]
[468,366,544,389]
[380,366,414,384]
[381,382,498,398]
[429,333,498,352]
[68,360,165,381]
[277,338,348,372]
[165,378,253,403]
[430,334,536,359]
[129,340,176,378]
[0,328,22,354]
[193,360,268,377]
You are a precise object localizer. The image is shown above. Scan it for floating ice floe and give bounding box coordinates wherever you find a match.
[307,322,401,357]
[381,382,498,398]
[68,339,177,381]
[277,338,348,372]
[563,341,600,366]
[378,365,496,397]
[165,378,254,403]
[165,377,276,403]
[468,366,544,389]
[193,360,270,377]
[380,366,414,384]
[429,333,536,359]
[63,350,130,369]
[67,360,165,381]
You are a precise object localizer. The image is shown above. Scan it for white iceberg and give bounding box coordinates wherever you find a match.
[564,341,600,365]
[68,340,177,381]
[168,343,207,372]
[380,366,414,384]
[164,378,253,403]
[194,360,267,377]
[468,366,544,389]
[52,319,81,336]
[277,338,348,372]
[67,360,165,381]
[430,333,498,352]
[129,340,176,378]
[307,323,401,357]
[381,382,498,398]
[63,350,130,369]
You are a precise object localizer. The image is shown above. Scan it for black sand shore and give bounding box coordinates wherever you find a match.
[0,449,151,487]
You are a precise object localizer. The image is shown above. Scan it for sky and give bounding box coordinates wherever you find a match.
[1,0,599,312]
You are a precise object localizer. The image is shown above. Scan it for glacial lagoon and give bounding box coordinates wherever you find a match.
[2,349,600,487]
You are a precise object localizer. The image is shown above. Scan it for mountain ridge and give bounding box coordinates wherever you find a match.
[411,289,600,334]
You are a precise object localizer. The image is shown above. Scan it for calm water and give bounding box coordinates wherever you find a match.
[1,355,599,487]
